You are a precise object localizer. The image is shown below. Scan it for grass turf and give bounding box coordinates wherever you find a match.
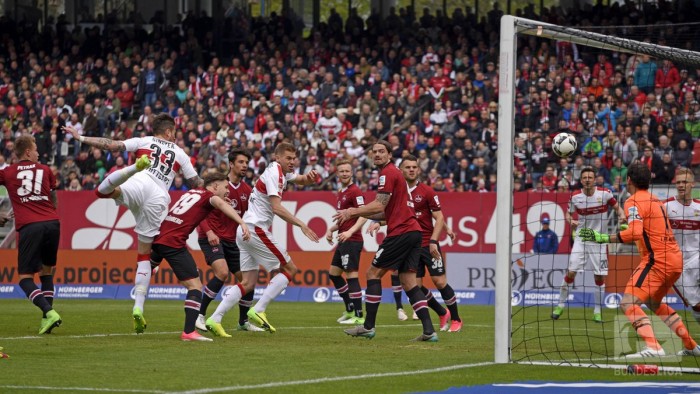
[0,299,698,393]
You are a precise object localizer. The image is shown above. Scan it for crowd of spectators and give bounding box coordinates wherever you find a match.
[0,0,698,194]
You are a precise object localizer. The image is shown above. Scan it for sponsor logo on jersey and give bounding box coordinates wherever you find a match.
[379,176,386,186]
[627,206,641,221]
[356,196,364,205]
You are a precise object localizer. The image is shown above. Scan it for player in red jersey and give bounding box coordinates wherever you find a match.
[370,155,463,332]
[0,135,62,334]
[325,159,367,325]
[194,149,265,335]
[149,171,251,341]
[336,140,437,341]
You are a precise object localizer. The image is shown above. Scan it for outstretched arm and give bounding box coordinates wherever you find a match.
[334,193,389,224]
[185,176,204,189]
[63,126,126,152]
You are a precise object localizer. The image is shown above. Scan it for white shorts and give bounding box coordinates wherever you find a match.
[115,175,170,238]
[568,239,609,276]
[675,251,700,307]
[237,225,291,272]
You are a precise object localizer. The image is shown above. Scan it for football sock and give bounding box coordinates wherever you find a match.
[40,274,55,318]
[655,304,698,350]
[593,283,605,314]
[624,305,661,350]
[558,276,574,308]
[363,279,382,330]
[330,274,353,313]
[19,278,52,314]
[407,286,434,335]
[211,284,243,324]
[347,277,363,318]
[239,290,254,325]
[97,163,140,195]
[421,286,447,316]
[391,275,403,309]
[200,277,224,316]
[439,284,461,321]
[255,271,290,313]
[133,257,151,312]
[184,289,202,334]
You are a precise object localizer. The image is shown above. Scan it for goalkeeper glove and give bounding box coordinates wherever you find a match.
[619,223,628,231]
[578,228,610,243]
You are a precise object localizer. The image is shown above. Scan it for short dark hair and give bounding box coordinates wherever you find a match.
[14,134,35,158]
[152,113,175,136]
[580,166,595,178]
[274,142,297,156]
[399,154,418,167]
[203,170,228,187]
[627,162,651,190]
[374,139,392,153]
[228,148,251,164]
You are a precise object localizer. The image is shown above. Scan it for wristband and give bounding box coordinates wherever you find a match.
[430,240,439,245]
[79,136,86,142]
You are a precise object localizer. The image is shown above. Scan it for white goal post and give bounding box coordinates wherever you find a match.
[495,15,700,364]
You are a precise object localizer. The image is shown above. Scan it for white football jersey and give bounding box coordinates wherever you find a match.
[569,187,617,237]
[316,116,342,138]
[123,136,198,193]
[244,162,296,229]
[664,197,700,254]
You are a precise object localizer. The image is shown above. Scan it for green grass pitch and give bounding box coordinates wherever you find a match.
[0,299,697,393]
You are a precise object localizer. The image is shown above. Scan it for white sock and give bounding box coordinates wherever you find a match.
[133,260,151,312]
[254,273,289,313]
[558,279,571,309]
[98,164,139,195]
[692,310,700,325]
[210,285,242,324]
[594,284,605,314]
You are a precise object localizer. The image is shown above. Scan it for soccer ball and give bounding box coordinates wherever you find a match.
[552,132,577,157]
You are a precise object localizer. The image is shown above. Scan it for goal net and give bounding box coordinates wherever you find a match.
[495,15,700,374]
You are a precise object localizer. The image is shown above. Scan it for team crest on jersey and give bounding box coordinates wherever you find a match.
[379,176,386,186]
[414,195,423,203]
[240,194,247,201]
[597,198,602,203]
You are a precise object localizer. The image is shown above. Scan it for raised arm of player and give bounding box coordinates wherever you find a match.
[210,195,250,241]
[63,125,126,152]
[334,193,389,224]
[288,170,319,186]
[270,195,319,242]
[185,176,204,189]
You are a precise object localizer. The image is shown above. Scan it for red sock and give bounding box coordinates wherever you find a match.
[655,304,698,350]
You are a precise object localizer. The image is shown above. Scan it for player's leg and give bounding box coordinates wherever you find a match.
[329,244,354,322]
[391,271,407,320]
[417,247,448,326]
[648,269,699,355]
[197,237,229,330]
[676,253,700,325]
[621,267,665,356]
[38,220,59,317]
[234,270,263,332]
[95,155,150,198]
[342,241,364,324]
[162,246,212,342]
[554,241,583,319]
[398,233,437,340]
[17,222,60,334]
[589,243,608,323]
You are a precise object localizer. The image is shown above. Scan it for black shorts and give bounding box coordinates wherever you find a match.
[372,231,421,273]
[416,245,446,278]
[151,244,199,281]
[17,220,60,275]
[330,241,363,272]
[198,238,241,273]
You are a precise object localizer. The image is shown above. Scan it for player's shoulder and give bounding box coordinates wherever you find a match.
[570,189,583,197]
[419,182,436,195]
[693,199,700,205]
[663,196,676,204]
[596,186,613,195]
[239,181,253,193]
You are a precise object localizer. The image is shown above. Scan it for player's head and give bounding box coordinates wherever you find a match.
[152,113,176,142]
[674,167,695,198]
[626,162,651,190]
[274,142,297,174]
[399,154,419,183]
[228,148,251,179]
[579,166,596,190]
[372,140,392,167]
[14,134,38,162]
[203,171,229,198]
[335,159,353,185]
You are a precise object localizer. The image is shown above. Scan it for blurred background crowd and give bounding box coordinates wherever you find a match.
[0,0,698,193]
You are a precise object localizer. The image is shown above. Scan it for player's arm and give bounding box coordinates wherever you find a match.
[334,192,389,224]
[197,217,219,246]
[50,190,57,209]
[338,217,368,243]
[210,196,250,241]
[325,223,339,244]
[579,202,642,244]
[429,210,446,259]
[270,195,319,242]
[612,202,628,228]
[288,170,319,186]
[64,126,126,152]
[185,176,204,189]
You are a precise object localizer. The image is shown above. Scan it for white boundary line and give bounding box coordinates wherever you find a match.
[522,360,700,374]
[0,362,495,393]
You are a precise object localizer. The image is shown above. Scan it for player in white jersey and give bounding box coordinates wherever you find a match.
[315,106,342,138]
[553,167,626,323]
[64,113,202,333]
[664,168,700,325]
[207,142,320,332]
